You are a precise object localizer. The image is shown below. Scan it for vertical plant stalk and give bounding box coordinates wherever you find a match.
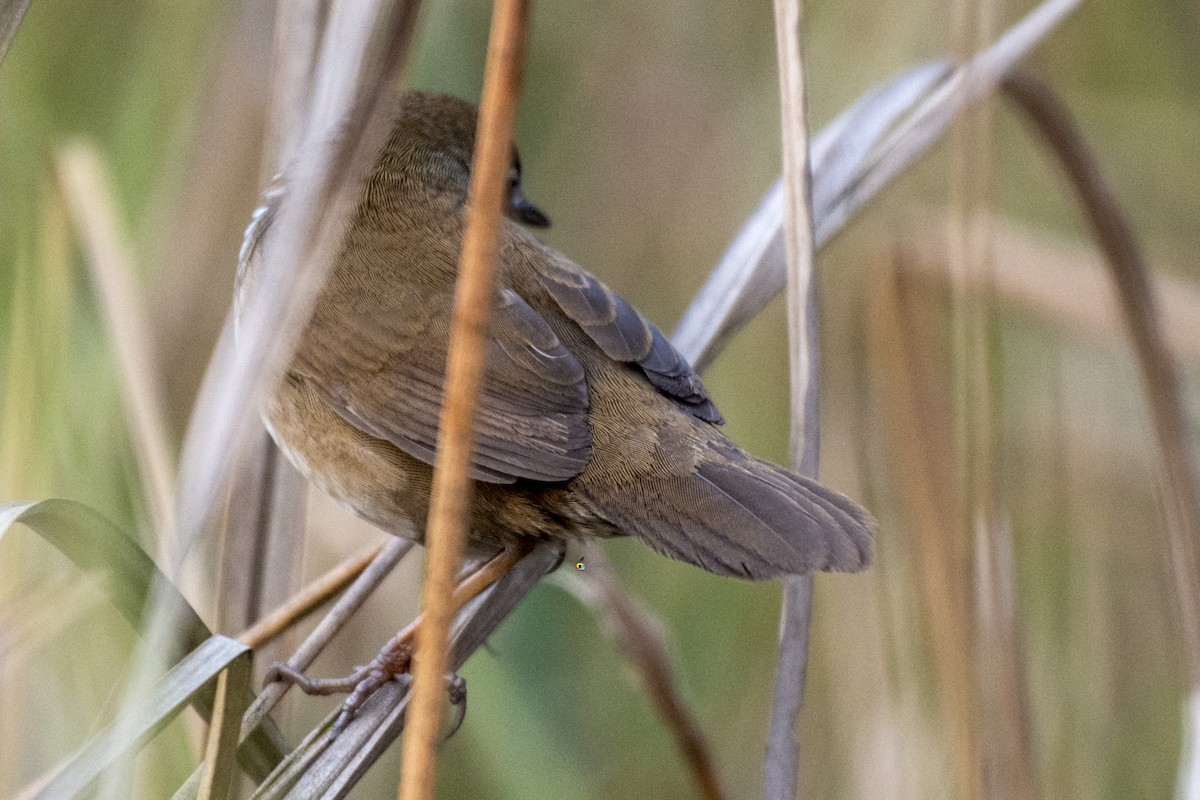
[1002,70,1200,791]
[55,143,180,572]
[867,266,979,797]
[946,1,1027,795]
[765,1,821,798]
[396,2,531,799]
[215,0,324,661]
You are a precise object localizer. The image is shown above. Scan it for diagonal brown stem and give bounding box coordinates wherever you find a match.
[571,543,728,800]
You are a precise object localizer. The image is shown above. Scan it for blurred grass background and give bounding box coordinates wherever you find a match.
[2,0,1198,797]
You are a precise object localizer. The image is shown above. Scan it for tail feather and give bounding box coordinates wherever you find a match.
[583,453,874,579]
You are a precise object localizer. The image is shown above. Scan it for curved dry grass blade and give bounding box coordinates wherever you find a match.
[55,142,182,573]
[833,0,1079,238]
[246,541,563,800]
[0,500,206,656]
[0,499,287,782]
[28,636,249,800]
[1001,69,1200,795]
[672,62,951,371]
[765,1,820,798]
[398,3,531,798]
[0,0,30,65]
[673,0,1081,371]
[556,544,726,800]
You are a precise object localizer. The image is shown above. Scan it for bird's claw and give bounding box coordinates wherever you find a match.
[445,673,468,740]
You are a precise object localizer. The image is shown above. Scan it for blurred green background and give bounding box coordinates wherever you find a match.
[2,0,1198,797]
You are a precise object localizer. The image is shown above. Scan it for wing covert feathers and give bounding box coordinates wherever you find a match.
[533,253,723,423]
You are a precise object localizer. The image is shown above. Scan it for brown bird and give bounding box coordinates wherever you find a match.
[240,90,873,583]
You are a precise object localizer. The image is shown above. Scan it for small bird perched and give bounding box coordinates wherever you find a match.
[240,90,873,582]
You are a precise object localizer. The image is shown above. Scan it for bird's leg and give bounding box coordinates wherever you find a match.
[264,541,532,735]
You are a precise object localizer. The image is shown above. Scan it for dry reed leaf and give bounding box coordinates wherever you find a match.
[0,499,286,793]
[206,0,314,670]
[174,0,419,567]
[0,500,207,656]
[672,0,1082,372]
[115,8,422,793]
[672,61,951,371]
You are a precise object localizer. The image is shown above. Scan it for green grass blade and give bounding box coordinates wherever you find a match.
[33,635,249,799]
[0,499,287,781]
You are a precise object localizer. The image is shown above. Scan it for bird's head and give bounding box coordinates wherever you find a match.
[380,90,551,228]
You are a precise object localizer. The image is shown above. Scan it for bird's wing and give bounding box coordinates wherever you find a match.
[294,286,592,484]
[531,252,723,423]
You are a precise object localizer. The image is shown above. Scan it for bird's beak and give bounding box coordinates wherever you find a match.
[509,184,551,228]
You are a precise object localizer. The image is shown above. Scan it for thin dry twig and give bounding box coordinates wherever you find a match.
[564,543,727,800]
[765,0,822,798]
[246,542,562,800]
[242,537,412,739]
[238,542,385,650]
[397,3,531,798]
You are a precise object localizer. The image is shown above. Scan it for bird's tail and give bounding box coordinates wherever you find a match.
[584,448,874,579]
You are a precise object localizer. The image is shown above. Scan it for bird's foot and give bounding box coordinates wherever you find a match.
[264,634,414,736]
[265,639,467,738]
[262,544,528,737]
